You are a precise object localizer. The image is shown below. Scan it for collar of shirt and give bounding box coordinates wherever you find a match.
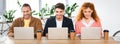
[56,19,63,28]
[81,18,95,27]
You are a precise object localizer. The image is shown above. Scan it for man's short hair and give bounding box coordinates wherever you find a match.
[55,3,65,10]
[22,3,31,10]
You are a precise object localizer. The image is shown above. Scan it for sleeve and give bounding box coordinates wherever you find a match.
[75,21,81,36]
[97,20,102,27]
[68,19,74,33]
[98,21,103,36]
[43,19,49,36]
[8,19,18,34]
[35,19,43,34]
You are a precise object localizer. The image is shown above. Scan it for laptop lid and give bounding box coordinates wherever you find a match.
[81,27,101,40]
[48,27,68,40]
[14,27,34,39]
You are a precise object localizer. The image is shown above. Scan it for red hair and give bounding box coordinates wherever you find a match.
[76,2,100,22]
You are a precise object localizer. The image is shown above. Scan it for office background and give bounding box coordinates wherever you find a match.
[0,0,120,36]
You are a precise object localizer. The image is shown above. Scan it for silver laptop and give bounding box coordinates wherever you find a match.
[48,27,68,40]
[14,27,34,39]
[81,27,101,40]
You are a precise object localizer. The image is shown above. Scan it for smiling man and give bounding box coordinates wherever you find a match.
[8,3,43,37]
[43,3,74,36]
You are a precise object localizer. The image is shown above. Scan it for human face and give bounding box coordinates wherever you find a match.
[83,8,93,19]
[22,7,31,19]
[55,8,64,20]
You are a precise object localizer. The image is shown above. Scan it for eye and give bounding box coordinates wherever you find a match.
[56,11,58,13]
[22,11,25,13]
[88,11,91,13]
[83,11,87,13]
[89,11,93,13]
[60,11,63,13]
[26,10,29,12]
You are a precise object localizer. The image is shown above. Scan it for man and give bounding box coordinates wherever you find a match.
[43,3,74,36]
[8,3,43,37]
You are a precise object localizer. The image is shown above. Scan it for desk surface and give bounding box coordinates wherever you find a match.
[1,37,120,44]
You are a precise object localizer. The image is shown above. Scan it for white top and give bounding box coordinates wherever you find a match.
[56,19,63,28]
[81,18,95,27]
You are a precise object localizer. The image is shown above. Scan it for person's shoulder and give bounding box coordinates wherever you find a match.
[95,20,101,24]
[75,20,81,24]
[64,16,72,21]
[47,16,55,21]
[32,17,40,20]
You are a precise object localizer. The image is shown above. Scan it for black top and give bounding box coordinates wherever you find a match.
[43,16,74,36]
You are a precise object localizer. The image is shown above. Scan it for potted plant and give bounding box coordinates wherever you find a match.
[33,8,46,19]
[65,3,78,17]
[44,4,55,17]
[3,10,16,22]
[34,3,55,19]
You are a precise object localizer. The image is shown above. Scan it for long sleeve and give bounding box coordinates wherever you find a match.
[97,21,103,36]
[68,19,74,33]
[43,19,49,36]
[35,19,43,34]
[8,19,18,34]
[75,21,81,34]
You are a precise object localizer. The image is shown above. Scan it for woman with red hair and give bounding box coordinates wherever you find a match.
[75,2,102,36]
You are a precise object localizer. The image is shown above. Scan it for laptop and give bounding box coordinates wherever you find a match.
[81,27,101,40]
[48,27,68,40]
[14,27,34,39]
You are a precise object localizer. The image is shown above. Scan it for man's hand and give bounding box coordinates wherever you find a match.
[8,32,14,37]
[46,33,48,37]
